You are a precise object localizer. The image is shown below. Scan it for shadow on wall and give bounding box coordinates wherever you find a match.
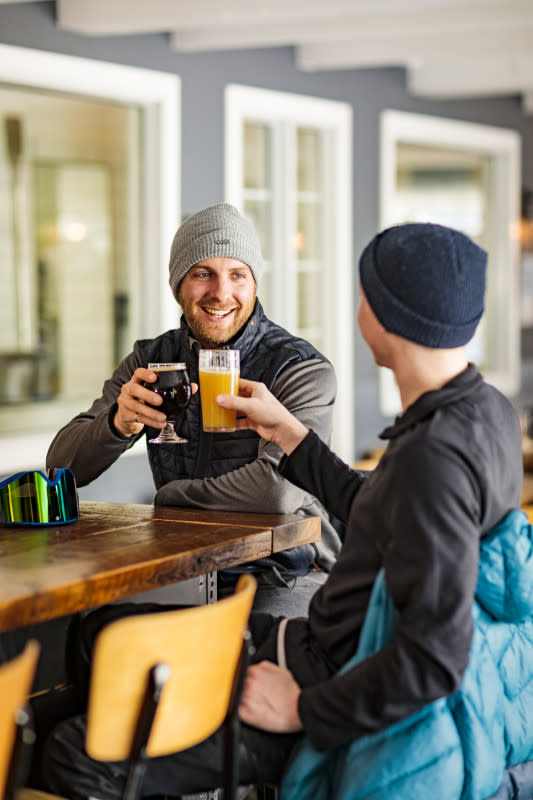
[76,453,154,504]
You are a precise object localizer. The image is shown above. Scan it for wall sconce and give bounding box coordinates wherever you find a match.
[521,188,533,253]
[521,188,533,326]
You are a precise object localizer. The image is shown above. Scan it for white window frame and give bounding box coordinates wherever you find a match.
[379,109,521,417]
[225,84,354,463]
[0,44,180,473]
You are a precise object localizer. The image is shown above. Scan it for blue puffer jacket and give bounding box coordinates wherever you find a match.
[281,509,533,800]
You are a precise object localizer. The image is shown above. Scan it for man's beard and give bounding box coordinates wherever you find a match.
[178,294,256,348]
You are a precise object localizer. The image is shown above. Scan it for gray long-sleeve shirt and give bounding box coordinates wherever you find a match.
[47,320,341,570]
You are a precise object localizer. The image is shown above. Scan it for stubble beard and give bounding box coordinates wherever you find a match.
[179,295,256,349]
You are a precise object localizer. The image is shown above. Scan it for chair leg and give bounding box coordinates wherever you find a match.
[223,634,255,800]
[5,707,36,800]
[256,786,278,800]
[223,713,239,800]
[123,664,170,800]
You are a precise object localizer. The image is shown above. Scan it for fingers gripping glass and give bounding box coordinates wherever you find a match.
[143,363,192,445]
[0,468,80,526]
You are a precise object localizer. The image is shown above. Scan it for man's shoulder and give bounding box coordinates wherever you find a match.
[257,315,330,363]
[133,328,184,357]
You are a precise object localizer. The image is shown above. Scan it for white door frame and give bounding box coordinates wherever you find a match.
[379,109,521,417]
[225,84,354,463]
[0,44,180,472]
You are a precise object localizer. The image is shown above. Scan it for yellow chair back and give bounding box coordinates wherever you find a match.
[0,640,40,800]
[86,573,256,761]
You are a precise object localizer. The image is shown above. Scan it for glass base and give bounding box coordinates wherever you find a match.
[149,423,187,444]
[203,426,236,433]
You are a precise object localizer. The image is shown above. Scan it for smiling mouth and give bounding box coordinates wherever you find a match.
[202,306,236,319]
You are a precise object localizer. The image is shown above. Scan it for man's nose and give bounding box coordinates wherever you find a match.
[209,275,233,300]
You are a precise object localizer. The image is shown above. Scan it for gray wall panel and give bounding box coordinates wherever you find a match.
[0,1,531,499]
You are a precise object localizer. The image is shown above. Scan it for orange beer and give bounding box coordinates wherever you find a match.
[198,350,240,432]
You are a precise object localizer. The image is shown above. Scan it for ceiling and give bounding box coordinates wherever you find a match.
[4,0,533,113]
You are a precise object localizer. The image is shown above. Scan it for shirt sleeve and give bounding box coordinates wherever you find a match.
[154,358,336,512]
[280,429,366,523]
[296,435,481,751]
[45,349,142,486]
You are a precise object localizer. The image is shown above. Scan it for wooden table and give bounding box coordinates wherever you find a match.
[0,501,321,633]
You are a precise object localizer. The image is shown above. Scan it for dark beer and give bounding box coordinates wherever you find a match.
[143,362,191,443]
[145,365,191,420]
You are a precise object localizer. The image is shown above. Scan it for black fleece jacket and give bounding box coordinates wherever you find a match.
[278,365,522,751]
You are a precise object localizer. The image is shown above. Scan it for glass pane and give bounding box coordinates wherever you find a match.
[33,162,114,399]
[395,142,486,236]
[298,271,322,330]
[244,198,272,262]
[258,268,273,320]
[296,201,322,260]
[394,141,490,371]
[0,85,141,432]
[243,122,271,189]
[297,128,321,191]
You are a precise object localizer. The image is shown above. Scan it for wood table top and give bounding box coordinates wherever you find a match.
[0,501,321,632]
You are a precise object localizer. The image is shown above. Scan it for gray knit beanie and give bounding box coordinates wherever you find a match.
[168,203,265,299]
[359,222,487,348]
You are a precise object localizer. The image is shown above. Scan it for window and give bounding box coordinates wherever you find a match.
[379,110,521,416]
[0,45,179,473]
[225,85,354,462]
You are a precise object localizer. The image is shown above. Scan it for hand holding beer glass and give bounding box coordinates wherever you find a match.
[198,350,240,432]
[143,362,191,444]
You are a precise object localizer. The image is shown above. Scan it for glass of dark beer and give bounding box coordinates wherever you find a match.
[144,362,191,444]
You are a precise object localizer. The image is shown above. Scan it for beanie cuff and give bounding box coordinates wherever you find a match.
[174,235,261,294]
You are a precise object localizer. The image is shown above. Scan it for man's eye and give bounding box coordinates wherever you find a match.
[233,272,246,279]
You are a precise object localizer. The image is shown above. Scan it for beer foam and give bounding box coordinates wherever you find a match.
[198,367,240,374]
[148,363,186,371]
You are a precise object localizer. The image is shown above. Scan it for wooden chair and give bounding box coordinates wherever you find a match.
[82,572,256,800]
[0,640,40,800]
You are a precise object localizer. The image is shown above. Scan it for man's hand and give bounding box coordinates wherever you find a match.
[114,368,198,437]
[216,378,308,455]
[113,367,166,437]
[238,660,303,733]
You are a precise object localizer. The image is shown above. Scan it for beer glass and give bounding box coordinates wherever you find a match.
[144,362,191,444]
[198,350,240,432]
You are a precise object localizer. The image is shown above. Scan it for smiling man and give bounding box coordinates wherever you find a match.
[176,256,256,347]
[46,203,341,614]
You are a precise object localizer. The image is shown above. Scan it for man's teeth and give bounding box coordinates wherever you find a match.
[204,307,233,318]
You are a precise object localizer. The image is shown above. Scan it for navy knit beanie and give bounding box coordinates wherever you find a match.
[359,222,487,348]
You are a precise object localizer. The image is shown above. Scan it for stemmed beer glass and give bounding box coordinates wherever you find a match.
[143,362,191,444]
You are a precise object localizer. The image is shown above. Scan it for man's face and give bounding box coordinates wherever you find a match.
[357,288,391,368]
[177,257,257,348]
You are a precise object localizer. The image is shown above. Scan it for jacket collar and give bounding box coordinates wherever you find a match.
[179,300,266,359]
[380,363,483,441]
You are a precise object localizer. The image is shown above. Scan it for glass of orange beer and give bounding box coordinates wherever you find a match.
[198,349,240,432]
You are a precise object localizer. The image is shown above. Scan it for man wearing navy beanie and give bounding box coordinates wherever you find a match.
[44,223,529,800]
[359,222,487,349]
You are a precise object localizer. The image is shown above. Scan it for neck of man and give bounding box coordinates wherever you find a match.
[391,341,469,412]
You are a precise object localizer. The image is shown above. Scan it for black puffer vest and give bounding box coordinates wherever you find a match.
[138,302,329,491]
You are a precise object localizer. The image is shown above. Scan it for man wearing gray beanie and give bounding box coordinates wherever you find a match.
[44,221,529,800]
[47,202,340,616]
